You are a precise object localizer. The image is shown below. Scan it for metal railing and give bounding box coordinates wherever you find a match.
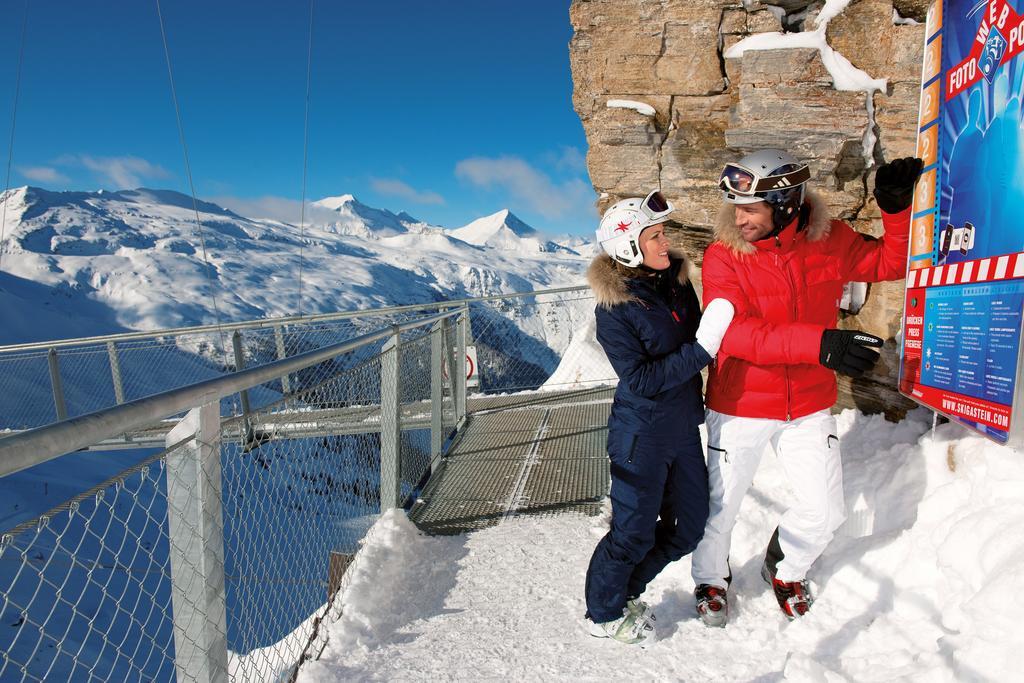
[0,308,467,682]
[0,286,617,681]
[0,286,593,432]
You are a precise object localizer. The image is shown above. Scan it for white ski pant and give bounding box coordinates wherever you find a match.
[691,408,845,585]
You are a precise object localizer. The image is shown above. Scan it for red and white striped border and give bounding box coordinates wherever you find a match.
[907,252,1024,288]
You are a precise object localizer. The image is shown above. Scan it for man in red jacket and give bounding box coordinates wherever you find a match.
[690,149,922,624]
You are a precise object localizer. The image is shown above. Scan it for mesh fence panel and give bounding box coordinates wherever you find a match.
[118,336,230,404]
[0,314,456,681]
[463,290,611,394]
[0,351,56,429]
[397,332,434,499]
[0,308,449,432]
[0,292,620,678]
[0,456,177,680]
[0,290,608,431]
[222,353,386,680]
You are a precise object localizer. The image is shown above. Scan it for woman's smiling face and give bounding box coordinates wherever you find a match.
[639,223,671,270]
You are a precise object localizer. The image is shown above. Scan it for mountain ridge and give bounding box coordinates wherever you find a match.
[0,185,590,345]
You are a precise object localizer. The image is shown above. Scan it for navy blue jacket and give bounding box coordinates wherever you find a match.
[587,251,711,439]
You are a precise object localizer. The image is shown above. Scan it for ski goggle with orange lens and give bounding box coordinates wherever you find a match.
[718,163,810,197]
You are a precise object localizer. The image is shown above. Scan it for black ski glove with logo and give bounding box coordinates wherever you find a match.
[819,329,884,378]
[873,157,924,214]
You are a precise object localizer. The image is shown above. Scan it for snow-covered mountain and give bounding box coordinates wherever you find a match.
[312,194,427,238]
[450,209,578,254]
[0,186,591,345]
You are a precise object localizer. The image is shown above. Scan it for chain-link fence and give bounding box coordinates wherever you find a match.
[0,308,452,432]
[0,288,623,681]
[0,288,604,432]
[0,311,463,682]
[463,288,614,394]
[0,287,614,433]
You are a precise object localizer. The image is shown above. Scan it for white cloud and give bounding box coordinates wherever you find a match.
[455,155,596,220]
[54,154,172,189]
[551,146,587,173]
[370,178,445,205]
[211,195,341,225]
[18,166,69,184]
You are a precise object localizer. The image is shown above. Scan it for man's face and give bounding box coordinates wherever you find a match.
[734,202,774,243]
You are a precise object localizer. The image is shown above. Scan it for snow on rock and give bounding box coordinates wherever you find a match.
[725,0,887,95]
[724,0,885,167]
[813,0,855,28]
[605,99,657,117]
[893,8,920,26]
[725,31,887,94]
[297,410,1024,681]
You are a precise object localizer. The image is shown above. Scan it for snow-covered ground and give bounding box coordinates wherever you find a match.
[299,409,1024,682]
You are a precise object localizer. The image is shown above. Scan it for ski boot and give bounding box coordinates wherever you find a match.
[589,607,656,646]
[694,584,728,627]
[626,596,656,624]
[761,561,813,619]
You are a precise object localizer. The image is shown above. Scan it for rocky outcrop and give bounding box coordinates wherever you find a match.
[570,0,927,418]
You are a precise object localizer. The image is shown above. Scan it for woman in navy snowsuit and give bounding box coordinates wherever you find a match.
[585,192,733,645]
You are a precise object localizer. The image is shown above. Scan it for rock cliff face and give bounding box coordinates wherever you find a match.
[570,0,928,417]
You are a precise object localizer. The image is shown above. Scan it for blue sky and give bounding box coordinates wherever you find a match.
[0,0,597,235]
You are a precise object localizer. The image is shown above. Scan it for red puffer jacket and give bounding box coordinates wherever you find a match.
[702,191,911,420]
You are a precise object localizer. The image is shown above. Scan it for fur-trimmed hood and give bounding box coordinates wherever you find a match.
[588,248,694,309]
[713,189,831,255]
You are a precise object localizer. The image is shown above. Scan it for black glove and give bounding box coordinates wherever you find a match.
[873,157,924,213]
[819,329,884,378]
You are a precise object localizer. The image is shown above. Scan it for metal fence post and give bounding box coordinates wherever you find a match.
[273,324,292,398]
[165,402,228,683]
[106,341,125,405]
[430,320,444,469]
[380,327,402,510]
[455,308,468,425]
[232,330,252,425]
[47,348,68,421]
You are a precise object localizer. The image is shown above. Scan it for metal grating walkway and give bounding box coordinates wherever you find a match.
[409,386,614,535]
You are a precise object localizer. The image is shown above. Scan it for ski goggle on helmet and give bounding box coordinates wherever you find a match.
[595,190,674,268]
[720,150,810,202]
[720,149,810,229]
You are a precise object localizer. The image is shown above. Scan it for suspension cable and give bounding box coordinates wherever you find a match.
[0,0,30,277]
[296,0,315,316]
[155,0,233,371]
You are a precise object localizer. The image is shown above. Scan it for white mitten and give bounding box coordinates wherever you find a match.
[695,298,735,357]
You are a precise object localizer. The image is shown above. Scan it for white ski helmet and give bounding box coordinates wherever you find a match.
[595,190,674,268]
[719,149,811,231]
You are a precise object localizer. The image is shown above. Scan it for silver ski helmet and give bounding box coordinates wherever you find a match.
[719,149,811,231]
[595,190,674,268]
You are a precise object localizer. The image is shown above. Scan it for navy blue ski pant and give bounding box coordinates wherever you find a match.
[585,427,709,623]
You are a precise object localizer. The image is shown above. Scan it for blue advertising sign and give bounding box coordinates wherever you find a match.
[900,0,1024,443]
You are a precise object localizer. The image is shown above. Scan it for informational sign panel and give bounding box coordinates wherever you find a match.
[900,0,1024,443]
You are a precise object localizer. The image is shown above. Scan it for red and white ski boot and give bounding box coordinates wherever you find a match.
[762,561,813,619]
[694,584,728,627]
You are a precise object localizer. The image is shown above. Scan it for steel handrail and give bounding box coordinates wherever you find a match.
[0,285,590,353]
[0,308,465,478]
